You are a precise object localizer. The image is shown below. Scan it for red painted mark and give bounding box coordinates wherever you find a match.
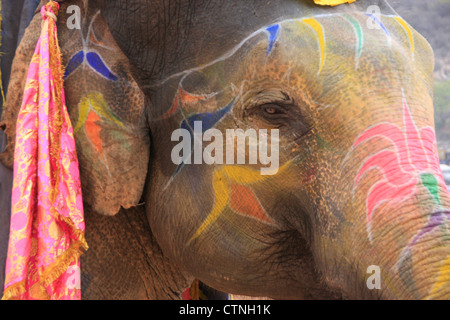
[229,184,273,224]
[89,32,105,46]
[85,110,103,156]
[163,87,209,119]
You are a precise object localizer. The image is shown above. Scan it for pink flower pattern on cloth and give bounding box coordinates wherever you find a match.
[1,2,88,300]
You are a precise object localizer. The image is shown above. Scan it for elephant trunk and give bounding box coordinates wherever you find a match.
[346,177,450,299]
[385,219,449,300]
[320,95,450,299]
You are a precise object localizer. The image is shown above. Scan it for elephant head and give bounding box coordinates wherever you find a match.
[1,0,449,299]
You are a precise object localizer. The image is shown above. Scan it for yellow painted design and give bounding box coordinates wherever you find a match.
[189,170,230,242]
[74,96,90,134]
[299,18,326,74]
[221,166,269,185]
[393,17,415,57]
[73,92,122,134]
[427,255,450,299]
[189,160,295,243]
[313,0,356,6]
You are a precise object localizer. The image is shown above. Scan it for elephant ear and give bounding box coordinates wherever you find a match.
[1,3,150,216]
[60,6,150,216]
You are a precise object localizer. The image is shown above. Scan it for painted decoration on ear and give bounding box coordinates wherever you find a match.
[64,51,118,81]
[63,11,118,81]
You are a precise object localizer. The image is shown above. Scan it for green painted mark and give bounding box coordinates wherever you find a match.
[421,173,440,206]
[342,14,363,69]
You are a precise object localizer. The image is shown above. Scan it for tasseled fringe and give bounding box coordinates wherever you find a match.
[1,240,87,300]
[2,210,88,300]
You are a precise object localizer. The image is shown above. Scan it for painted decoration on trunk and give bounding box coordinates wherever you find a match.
[350,93,446,242]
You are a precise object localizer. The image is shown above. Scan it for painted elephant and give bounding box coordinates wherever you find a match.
[1,0,449,299]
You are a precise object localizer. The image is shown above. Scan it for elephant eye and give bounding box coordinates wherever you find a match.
[249,103,289,123]
[262,104,286,116]
[242,88,310,138]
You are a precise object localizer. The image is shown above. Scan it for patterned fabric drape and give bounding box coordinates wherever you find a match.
[2,1,87,300]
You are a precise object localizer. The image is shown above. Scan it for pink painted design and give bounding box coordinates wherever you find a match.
[352,95,445,240]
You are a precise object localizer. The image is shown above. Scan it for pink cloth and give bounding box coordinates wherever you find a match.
[2,2,87,300]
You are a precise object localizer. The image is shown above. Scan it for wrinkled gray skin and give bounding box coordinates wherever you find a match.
[1,0,449,299]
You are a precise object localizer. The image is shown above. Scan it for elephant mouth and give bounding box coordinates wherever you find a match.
[264,227,345,299]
